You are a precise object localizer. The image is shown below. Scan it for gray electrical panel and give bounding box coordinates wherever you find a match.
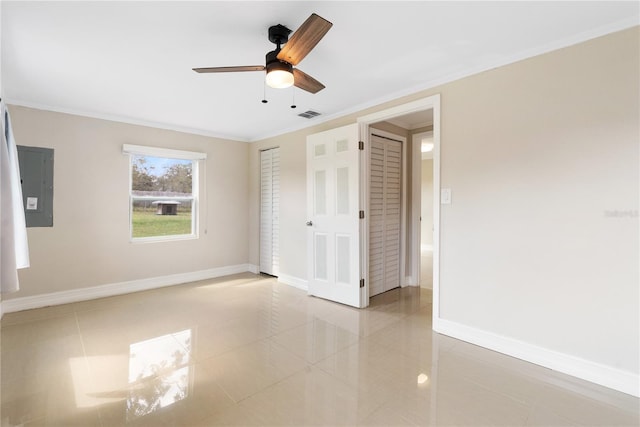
[17,145,54,227]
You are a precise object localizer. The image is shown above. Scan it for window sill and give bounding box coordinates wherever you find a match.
[130,234,198,244]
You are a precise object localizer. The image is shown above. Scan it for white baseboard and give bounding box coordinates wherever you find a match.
[434,318,640,398]
[278,274,308,291]
[1,263,258,314]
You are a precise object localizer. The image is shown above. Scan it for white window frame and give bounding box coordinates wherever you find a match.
[123,144,206,243]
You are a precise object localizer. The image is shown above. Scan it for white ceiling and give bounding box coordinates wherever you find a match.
[1,1,637,142]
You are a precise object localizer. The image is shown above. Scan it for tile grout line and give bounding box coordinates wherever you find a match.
[73,308,106,426]
[72,308,92,396]
[73,309,89,361]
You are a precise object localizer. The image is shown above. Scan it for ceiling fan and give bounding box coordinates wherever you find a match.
[193,13,332,94]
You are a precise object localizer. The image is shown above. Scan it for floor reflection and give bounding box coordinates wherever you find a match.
[1,273,638,426]
[126,329,192,421]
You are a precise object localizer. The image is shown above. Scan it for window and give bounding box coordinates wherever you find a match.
[123,145,206,242]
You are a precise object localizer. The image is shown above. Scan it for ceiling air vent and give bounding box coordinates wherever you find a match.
[298,110,321,119]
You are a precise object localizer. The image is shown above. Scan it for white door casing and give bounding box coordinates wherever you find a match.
[306,124,363,308]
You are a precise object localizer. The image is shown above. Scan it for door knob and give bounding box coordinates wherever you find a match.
[306,221,313,226]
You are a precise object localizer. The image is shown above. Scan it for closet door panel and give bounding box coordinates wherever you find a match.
[369,135,402,297]
[383,140,402,292]
[260,148,280,276]
[369,139,386,297]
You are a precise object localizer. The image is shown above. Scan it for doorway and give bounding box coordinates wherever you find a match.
[357,95,441,321]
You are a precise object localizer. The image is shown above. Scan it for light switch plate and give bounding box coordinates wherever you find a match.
[441,188,452,204]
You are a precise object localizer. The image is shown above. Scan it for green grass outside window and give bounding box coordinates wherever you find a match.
[132,210,192,238]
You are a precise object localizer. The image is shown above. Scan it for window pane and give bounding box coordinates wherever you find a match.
[132,155,193,196]
[131,155,195,239]
[132,199,193,238]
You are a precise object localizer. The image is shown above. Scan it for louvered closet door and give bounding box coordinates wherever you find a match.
[260,148,279,276]
[369,135,402,297]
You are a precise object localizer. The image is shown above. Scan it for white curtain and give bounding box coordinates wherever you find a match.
[1,101,30,293]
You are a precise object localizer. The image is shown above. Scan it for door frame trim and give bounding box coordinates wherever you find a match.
[357,94,441,325]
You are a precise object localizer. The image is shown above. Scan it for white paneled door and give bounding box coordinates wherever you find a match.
[306,124,363,308]
[260,147,279,276]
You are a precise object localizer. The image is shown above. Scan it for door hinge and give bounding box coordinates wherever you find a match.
[358,140,364,150]
[359,210,365,219]
[360,278,365,288]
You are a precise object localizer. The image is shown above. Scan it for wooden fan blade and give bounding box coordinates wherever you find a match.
[293,68,325,94]
[192,66,265,73]
[277,13,332,65]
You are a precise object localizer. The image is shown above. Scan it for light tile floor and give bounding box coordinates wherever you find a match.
[1,273,638,426]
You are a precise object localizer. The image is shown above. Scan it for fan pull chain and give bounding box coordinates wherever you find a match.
[261,81,268,104]
[290,87,297,109]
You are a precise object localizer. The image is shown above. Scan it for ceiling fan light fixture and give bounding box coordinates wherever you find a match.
[266,69,294,88]
[265,60,294,89]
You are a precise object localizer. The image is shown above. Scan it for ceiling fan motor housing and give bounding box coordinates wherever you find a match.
[265,50,293,74]
[268,24,292,45]
[266,24,294,78]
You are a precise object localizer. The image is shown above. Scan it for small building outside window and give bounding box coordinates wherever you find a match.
[152,201,181,215]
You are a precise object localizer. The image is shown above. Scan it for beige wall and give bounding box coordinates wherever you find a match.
[438,27,638,374]
[7,106,249,299]
[248,27,639,376]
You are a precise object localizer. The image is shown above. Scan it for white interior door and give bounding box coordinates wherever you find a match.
[260,147,279,276]
[306,124,363,308]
